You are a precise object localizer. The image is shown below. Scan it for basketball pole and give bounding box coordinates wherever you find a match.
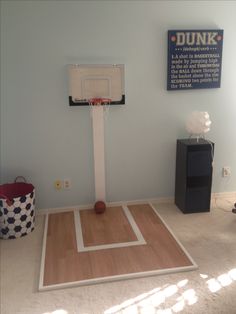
[91,106,106,202]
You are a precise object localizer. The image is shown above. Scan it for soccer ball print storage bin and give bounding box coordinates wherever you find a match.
[0,177,35,239]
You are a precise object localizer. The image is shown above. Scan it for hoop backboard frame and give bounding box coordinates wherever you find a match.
[68,64,125,106]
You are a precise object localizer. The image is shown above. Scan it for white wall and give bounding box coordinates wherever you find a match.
[1,1,236,209]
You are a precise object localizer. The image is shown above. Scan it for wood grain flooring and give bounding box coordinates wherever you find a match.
[80,206,137,246]
[43,204,194,287]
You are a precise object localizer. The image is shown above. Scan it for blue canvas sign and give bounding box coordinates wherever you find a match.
[167,29,223,90]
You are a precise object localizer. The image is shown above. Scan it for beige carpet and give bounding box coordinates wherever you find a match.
[1,198,236,314]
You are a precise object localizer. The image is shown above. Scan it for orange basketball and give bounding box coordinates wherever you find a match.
[94,201,106,214]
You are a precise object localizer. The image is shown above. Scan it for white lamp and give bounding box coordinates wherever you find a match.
[186,111,211,139]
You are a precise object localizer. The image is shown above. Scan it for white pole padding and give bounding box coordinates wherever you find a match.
[92,106,106,202]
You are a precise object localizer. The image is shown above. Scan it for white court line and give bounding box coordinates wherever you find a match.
[148,202,198,268]
[74,205,146,252]
[38,214,48,291]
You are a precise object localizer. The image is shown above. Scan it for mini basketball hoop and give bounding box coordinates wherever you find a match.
[88,97,111,106]
[67,65,125,212]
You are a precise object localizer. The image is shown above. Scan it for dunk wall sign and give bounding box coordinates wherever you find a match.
[167,29,223,90]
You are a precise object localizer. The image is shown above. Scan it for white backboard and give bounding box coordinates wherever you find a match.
[68,64,125,106]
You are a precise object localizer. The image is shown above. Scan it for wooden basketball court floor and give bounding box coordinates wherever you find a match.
[39,203,197,291]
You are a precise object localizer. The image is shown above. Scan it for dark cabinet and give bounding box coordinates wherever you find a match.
[175,139,214,213]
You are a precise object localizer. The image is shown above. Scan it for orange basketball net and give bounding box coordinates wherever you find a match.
[88,98,111,106]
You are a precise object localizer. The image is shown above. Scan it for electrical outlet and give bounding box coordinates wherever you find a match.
[54,180,62,190]
[63,179,71,190]
[222,166,231,177]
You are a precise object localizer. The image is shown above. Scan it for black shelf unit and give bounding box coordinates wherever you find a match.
[175,138,214,214]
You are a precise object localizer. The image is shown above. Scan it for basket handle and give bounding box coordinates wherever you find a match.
[0,177,27,207]
[14,176,27,183]
[0,193,13,206]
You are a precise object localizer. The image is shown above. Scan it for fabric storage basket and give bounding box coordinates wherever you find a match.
[0,177,35,239]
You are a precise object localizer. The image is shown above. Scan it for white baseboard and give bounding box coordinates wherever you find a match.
[36,192,236,216]
[36,196,174,216]
[211,191,236,199]
[37,203,94,216]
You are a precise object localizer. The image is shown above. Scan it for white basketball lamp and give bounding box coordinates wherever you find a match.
[186,111,211,140]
